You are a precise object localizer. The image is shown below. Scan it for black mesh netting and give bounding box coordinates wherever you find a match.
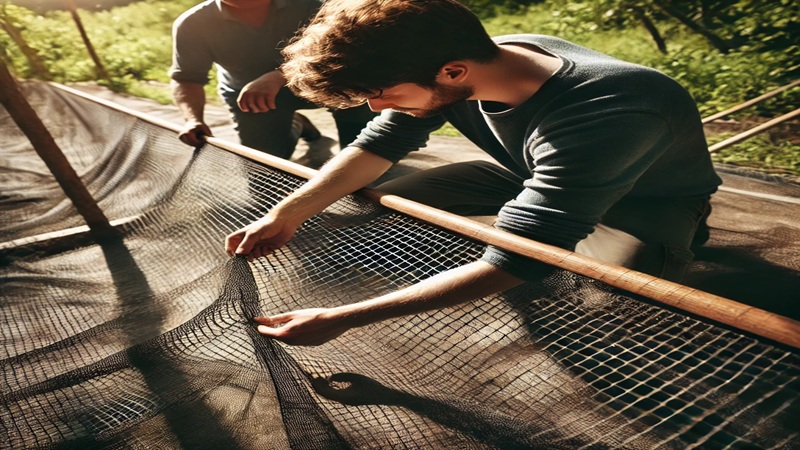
[1,83,799,449]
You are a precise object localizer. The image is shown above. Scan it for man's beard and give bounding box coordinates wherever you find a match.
[396,83,474,118]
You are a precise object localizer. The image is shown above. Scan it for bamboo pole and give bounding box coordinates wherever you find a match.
[0,62,117,241]
[64,0,110,83]
[702,79,800,124]
[360,189,800,349]
[48,83,800,348]
[708,107,800,153]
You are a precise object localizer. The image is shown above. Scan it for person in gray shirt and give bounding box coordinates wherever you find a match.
[169,0,374,158]
[224,0,722,346]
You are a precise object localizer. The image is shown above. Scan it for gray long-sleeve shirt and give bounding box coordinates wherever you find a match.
[168,0,320,91]
[350,34,721,280]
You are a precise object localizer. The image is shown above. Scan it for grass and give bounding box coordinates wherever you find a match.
[708,132,800,179]
[3,0,798,176]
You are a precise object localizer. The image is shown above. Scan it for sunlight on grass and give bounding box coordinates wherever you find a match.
[2,0,796,175]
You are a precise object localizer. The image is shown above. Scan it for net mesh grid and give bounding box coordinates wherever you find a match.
[1,83,799,449]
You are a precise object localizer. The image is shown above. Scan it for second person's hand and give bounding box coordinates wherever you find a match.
[178,120,213,146]
[237,70,285,113]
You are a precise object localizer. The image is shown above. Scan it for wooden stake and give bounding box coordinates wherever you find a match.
[708,107,800,153]
[0,62,117,241]
[63,0,109,82]
[703,79,800,124]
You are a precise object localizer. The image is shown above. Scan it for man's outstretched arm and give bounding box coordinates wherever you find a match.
[171,79,212,146]
[254,260,524,346]
[225,146,394,259]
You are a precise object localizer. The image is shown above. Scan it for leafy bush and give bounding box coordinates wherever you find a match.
[1,0,797,175]
[460,0,542,17]
[709,132,800,178]
[1,0,200,98]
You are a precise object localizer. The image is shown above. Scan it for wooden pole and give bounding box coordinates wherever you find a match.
[63,0,110,83]
[708,107,800,153]
[702,79,800,124]
[0,62,117,241]
[360,189,800,349]
[49,83,800,349]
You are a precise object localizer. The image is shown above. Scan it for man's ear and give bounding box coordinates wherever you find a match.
[436,62,469,85]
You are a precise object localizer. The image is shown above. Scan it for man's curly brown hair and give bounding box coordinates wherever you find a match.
[280,0,499,109]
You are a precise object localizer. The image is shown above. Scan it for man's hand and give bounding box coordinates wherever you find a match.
[178,119,213,147]
[237,70,286,113]
[225,215,297,260]
[254,308,351,346]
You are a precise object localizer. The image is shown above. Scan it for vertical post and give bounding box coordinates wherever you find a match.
[63,0,110,83]
[0,60,117,241]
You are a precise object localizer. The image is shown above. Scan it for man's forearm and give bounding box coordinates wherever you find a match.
[254,261,525,346]
[171,80,206,123]
[331,261,524,328]
[270,146,394,228]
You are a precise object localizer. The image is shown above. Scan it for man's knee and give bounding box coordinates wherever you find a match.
[232,111,299,158]
[575,225,694,282]
[690,203,713,250]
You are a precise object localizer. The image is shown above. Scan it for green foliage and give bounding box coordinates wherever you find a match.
[1,0,797,175]
[460,0,542,18]
[708,132,800,178]
[701,0,799,51]
[1,0,195,91]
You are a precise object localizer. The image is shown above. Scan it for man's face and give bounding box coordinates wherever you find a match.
[367,82,473,118]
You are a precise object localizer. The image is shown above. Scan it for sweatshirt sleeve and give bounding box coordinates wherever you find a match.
[168,12,214,84]
[350,110,448,162]
[481,110,673,281]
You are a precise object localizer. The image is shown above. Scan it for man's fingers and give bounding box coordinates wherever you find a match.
[239,92,274,113]
[254,314,294,338]
[198,125,213,138]
[179,125,213,147]
[234,230,260,256]
[255,317,292,339]
[225,230,245,256]
[256,324,281,337]
[266,95,277,110]
[178,131,202,146]
[226,234,275,261]
[238,96,251,112]
[239,95,268,113]
[254,314,290,325]
[252,96,269,112]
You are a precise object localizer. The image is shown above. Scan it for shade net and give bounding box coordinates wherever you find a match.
[1,83,799,449]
